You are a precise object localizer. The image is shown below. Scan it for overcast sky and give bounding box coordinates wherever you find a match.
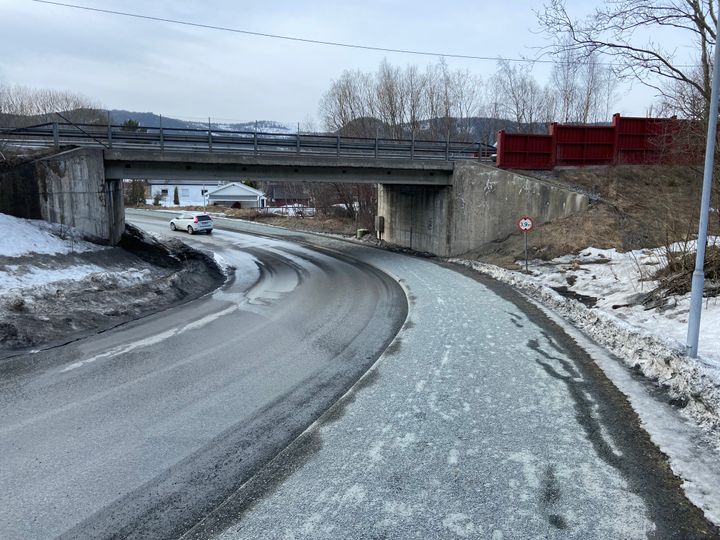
[0,0,693,125]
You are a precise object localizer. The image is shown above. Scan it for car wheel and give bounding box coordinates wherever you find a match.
[170,222,176,231]
[206,229,212,235]
[187,226,194,235]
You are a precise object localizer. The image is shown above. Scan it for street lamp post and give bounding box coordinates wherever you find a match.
[686,16,720,359]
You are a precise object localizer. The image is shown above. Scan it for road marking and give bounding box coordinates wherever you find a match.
[60,305,238,373]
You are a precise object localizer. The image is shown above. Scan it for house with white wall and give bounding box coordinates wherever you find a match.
[207,183,266,208]
[147,181,211,207]
[147,180,265,208]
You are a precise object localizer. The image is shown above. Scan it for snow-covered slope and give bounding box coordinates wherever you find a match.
[0,214,103,258]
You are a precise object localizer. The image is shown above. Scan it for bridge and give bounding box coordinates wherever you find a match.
[1,122,494,185]
[0,122,587,257]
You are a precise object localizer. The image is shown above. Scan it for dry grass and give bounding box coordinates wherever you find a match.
[653,245,720,297]
[465,165,720,269]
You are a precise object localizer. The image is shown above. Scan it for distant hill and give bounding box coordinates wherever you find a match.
[335,116,551,145]
[1,107,557,144]
[108,110,293,134]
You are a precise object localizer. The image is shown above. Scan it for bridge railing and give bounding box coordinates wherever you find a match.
[0,122,496,162]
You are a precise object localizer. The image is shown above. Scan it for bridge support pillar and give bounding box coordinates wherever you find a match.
[0,147,124,245]
[378,162,589,257]
[377,184,452,256]
[38,148,125,244]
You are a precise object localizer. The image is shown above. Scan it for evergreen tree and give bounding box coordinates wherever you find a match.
[173,186,180,205]
[121,119,142,131]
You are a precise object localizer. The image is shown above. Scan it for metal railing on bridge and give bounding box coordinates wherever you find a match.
[0,122,496,163]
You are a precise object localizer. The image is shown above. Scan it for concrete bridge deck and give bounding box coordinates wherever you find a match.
[104,149,454,185]
[2,122,492,185]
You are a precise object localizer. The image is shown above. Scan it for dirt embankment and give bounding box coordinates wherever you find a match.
[0,224,225,354]
[464,165,720,268]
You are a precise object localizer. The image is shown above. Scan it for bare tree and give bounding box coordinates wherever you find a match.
[551,43,582,122]
[550,44,617,124]
[537,0,717,120]
[375,59,406,138]
[491,60,551,130]
[0,81,102,127]
[402,64,428,138]
[319,69,377,137]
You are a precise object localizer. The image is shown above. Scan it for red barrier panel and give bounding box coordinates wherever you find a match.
[496,114,702,170]
[496,130,553,170]
[552,123,615,166]
[615,114,674,164]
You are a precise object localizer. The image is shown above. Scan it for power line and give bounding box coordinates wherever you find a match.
[29,0,550,64]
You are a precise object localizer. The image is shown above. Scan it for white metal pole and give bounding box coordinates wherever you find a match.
[686,16,720,359]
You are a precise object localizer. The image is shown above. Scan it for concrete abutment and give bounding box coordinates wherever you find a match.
[378,162,589,257]
[0,147,124,244]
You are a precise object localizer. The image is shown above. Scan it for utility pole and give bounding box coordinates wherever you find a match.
[686,16,720,359]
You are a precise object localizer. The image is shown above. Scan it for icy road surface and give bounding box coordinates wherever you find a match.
[1,210,716,539]
[0,212,405,539]
[187,218,714,539]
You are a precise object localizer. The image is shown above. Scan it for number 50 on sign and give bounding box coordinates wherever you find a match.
[517,216,534,232]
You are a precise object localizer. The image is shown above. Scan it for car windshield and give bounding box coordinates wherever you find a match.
[197,215,212,221]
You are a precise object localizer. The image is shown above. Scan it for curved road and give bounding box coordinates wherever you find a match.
[1,210,717,539]
[0,212,406,539]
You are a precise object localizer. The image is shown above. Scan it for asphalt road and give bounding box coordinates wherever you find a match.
[2,211,717,539]
[0,211,406,539]
[174,215,715,540]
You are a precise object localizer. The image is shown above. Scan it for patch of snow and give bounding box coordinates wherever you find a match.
[0,213,103,257]
[523,238,720,364]
[451,241,720,439]
[212,252,235,279]
[266,205,317,217]
[1,264,105,292]
[0,266,153,295]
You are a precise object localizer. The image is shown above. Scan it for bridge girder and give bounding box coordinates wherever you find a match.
[103,150,454,186]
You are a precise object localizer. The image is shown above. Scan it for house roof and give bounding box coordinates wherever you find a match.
[208,182,265,197]
[147,179,224,187]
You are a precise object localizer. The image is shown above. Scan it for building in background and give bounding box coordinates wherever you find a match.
[207,182,266,208]
[147,180,265,208]
[263,182,312,207]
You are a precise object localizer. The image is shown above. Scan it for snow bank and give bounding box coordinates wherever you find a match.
[451,248,720,437]
[0,213,102,258]
[523,240,720,364]
[266,205,316,217]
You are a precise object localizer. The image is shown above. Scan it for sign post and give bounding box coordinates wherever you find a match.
[517,216,534,273]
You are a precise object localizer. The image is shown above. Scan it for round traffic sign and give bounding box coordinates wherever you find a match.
[517,216,534,232]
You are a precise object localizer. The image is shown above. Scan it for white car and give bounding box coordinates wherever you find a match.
[170,212,213,235]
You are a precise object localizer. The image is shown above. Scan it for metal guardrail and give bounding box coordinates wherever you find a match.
[0,122,496,162]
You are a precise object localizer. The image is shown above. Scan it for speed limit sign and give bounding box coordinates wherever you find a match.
[517,216,534,232]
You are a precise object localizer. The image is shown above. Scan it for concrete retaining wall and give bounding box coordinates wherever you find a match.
[378,162,589,257]
[0,147,124,244]
[448,162,588,254]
